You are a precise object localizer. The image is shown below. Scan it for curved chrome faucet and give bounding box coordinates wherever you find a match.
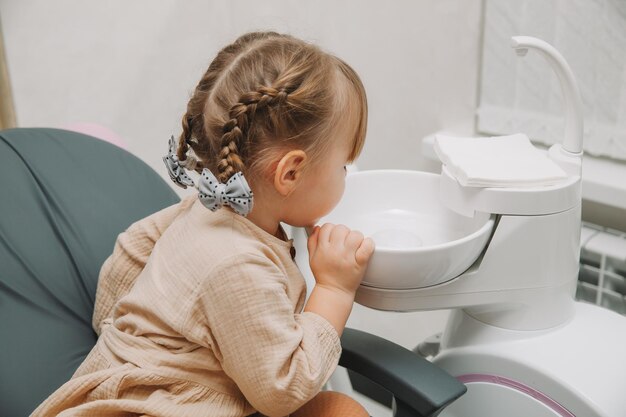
[510,36,584,156]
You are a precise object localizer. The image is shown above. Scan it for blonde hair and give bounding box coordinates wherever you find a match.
[175,31,367,185]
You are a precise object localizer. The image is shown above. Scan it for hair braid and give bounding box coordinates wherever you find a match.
[175,32,285,172]
[170,31,367,197]
[217,86,289,182]
[176,69,223,170]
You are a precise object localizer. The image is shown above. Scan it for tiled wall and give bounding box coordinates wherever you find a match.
[478,0,626,161]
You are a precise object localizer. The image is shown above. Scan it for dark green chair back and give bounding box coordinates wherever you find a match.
[0,128,179,416]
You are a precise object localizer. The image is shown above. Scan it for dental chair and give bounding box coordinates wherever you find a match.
[0,127,465,417]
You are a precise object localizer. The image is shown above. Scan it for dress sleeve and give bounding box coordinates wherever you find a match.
[188,254,342,417]
[92,195,196,335]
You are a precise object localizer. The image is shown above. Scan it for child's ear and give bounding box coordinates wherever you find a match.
[273,150,307,196]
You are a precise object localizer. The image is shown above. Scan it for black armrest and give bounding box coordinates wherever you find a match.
[339,328,466,417]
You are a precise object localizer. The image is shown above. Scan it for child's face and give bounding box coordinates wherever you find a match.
[283,134,352,228]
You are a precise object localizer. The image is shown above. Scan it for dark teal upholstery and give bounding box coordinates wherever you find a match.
[0,128,179,416]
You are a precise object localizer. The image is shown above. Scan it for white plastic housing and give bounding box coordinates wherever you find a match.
[354,204,581,330]
[436,303,626,417]
[440,165,581,217]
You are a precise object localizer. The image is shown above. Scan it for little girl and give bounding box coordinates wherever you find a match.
[32,31,374,417]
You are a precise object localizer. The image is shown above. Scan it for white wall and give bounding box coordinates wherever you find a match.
[1,0,483,348]
[1,0,482,180]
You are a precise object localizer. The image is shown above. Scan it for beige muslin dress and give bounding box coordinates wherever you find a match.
[31,195,341,417]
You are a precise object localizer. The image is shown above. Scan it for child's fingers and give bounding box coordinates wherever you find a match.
[355,237,375,266]
[329,224,350,248]
[345,230,365,252]
[318,223,334,246]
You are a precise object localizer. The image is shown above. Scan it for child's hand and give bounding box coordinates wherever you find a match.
[307,223,375,295]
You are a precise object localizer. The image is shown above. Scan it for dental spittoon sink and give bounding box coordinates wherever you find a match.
[321,170,495,289]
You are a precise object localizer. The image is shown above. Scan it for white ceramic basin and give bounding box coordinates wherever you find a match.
[320,170,495,289]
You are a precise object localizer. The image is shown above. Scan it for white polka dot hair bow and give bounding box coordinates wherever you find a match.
[162,135,195,189]
[162,135,254,217]
[197,169,254,217]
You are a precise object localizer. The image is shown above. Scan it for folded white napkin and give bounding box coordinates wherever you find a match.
[434,133,568,187]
